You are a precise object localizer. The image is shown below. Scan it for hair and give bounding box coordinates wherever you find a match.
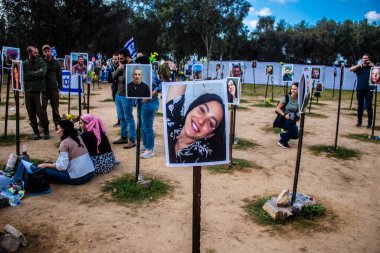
[285,67,291,71]
[185,93,226,160]
[118,48,131,58]
[363,53,370,59]
[78,55,84,60]
[292,82,299,88]
[133,67,143,74]
[26,46,36,54]
[57,120,83,147]
[216,64,220,68]
[112,53,119,57]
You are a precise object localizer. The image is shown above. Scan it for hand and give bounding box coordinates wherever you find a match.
[284,114,290,120]
[38,163,50,168]
[143,98,150,103]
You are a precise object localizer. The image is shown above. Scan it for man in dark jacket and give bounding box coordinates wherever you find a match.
[23,46,49,140]
[108,53,120,127]
[42,44,62,130]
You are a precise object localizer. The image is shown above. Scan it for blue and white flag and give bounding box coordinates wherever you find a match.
[51,46,57,58]
[97,52,102,60]
[124,38,137,58]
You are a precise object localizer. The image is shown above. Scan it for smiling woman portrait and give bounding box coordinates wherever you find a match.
[165,84,227,165]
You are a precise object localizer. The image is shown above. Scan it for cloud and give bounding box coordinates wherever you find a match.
[270,0,298,4]
[249,7,272,16]
[365,11,380,22]
[244,19,258,30]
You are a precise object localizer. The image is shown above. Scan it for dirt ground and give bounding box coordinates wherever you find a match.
[0,82,379,253]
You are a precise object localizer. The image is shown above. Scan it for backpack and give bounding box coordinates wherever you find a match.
[273,94,290,128]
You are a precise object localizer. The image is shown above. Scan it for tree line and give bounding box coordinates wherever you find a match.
[1,0,379,65]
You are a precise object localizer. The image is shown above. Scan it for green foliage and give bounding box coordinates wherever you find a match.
[0,133,32,146]
[345,133,380,143]
[155,112,163,117]
[100,98,114,103]
[301,204,325,220]
[2,114,25,120]
[207,158,263,174]
[102,174,170,204]
[306,112,328,119]
[262,125,281,135]
[235,138,259,150]
[309,145,361,160]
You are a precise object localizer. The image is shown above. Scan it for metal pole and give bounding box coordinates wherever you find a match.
[308,80,315,114]
[3,69,11,139]
[87,82,90,114]
[371,86,378,137]
[192,166,201,253]
[135,99,142,182]
[332,75,336,98]
[78,75,82,116]
[349,80,357,110]
[229,109,234,166]
[264,75,269,100]
[15,90,20,155]
[232,105,237,144]
[68,74,71,114]
[291,112,305,206]
[253,68,256,93]
[271,76,274,101]
[334,65,345,151]
[0,67,3,103]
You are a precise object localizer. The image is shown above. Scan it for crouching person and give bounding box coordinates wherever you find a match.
[38,120,95,185]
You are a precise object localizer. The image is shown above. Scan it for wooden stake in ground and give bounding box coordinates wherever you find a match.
[371,86,378,138]
[135,99,142,182]
[15,90,20,155]
[78,75,82,116]
[192,166,201,253]
[334,64,345,151]
[264,75,270,100]
[308,80,316,114]
[87,82,91,114]
[332,66,337,98]
[229,109,234,167]
[3,69,11,139]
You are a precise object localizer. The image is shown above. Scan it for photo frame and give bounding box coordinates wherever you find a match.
[229,62,243,78]
[298,72,311,113]
[185,64,193,77]
[282,64,294,82]
[2,47,20,69]
[163,80,229,167]
[57,58,65,70]
[70,52,88,75]
[11,60,23,91]
[192,64,203,80]
[125,64,152,99]
[64,55,71,71]
[311,67,321,80]
[370,67,380,85]
[265,65,274,76]
[226,77,241,105]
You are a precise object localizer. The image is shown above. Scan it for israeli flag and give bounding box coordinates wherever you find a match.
[97,52,101,60]
[51,46,57,58]
[124,38,137,58]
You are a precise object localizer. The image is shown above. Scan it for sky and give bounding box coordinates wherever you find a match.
[245,0,380,30]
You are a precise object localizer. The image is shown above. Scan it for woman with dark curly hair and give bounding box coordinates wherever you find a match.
[165,84,227,164]
[38,120,95,184]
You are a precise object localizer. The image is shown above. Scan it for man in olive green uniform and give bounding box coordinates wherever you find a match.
[42,44,62,130]
[23,46,49,140]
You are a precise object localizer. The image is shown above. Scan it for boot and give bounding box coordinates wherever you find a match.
[32,127,41,140]
[43,129,50,140]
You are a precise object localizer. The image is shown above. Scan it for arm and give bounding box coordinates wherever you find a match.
[28,61,47,78]
[166,84,186,102]
[349,64,361,72]
[57,61,62,89]
[275,102,290,120]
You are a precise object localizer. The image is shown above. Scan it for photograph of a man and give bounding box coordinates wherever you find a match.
[11,60,23,91]
[311,67,321,80]
[265,65,273,76]
[126,64,152,99]
[230,63,242,78]
[64,55,71,71]
[70,53,88,75]
[282,65,294,82]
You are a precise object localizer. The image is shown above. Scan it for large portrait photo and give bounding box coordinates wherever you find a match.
[163,81,229,167]
[125,64,152,99]
[70,52,88,75]
[11,60,23,91]
[226,77,241,105]
[282,64,294,82]
[2,47,20,69]
[370,67,380,85]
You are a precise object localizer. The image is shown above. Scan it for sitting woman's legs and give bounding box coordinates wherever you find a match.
[44,169,94,185]
[280,120,299,143]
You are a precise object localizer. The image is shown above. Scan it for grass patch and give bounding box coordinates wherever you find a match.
[245,196,335,233]
[251,102,276,108]
[345,133,380,143]
[239,99,251,103]
[306,112,328,119]
[235,138,259,150]
[155,112,163,117]
[309,145,361,160]
[237,106,249,110]
[2,115,26,120]
[60,96,70,100]
[100,98,114,103]
[0,133,32,146]
[262,125,282,135]
[101,174,170,204]
[207,158,263,174]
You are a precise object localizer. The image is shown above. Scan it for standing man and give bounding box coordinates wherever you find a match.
[23,46,49,140]
[42,44,62,130]
[112,48,136,149]
[108,53,120,127]
[350,53,375,128]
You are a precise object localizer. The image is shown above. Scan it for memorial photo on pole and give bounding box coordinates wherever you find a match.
[226,77,241,105]
[298,72,311,112]
[311,67,321,80]
[192,64,203,80]
[163,81,229,167]
[125,64,152,99]
[282,64,294,82]
[57,58,65,70]
[11,60,23,91]
[1,47,20,69]
[70,52,88,75]
[229,62,243,79]
[64,55,71,71]
[265,65,274,76]
[370,67,380,85]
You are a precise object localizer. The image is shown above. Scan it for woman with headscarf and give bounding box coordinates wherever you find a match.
[79,114,119,174]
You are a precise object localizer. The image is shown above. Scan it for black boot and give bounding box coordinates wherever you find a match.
[43,129,50,140]
[32,127,41,140]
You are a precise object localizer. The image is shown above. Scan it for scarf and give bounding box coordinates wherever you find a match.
[80,114,106,149]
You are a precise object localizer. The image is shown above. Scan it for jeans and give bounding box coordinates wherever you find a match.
[356,89,373,125]
[115,94,136,141]
[141,98,159,150]
[44,169,94,185]
[279,120,299,143]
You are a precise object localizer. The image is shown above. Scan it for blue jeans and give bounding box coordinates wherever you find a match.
[141,98,159,150]
[279,120,299,143]
[115,94,136,141]
[356,89,373,125]
[44,169,94,185]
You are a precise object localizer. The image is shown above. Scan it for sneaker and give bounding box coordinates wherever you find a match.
[356,123,362,127]
[113,121,120,127]
[281,128,287,133]
[113,137,128,144]
[43,130,50,140]
[140,147,147,153]
[32,132,41,140]
[278,141,290,149]
[123,140,136,149]
[141,150,155,159]
[367,124,372,129]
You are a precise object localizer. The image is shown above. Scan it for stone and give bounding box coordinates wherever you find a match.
[276,189,290,207]
[0,234,20,252]
[262,198,293,220]
[3,224,28,247]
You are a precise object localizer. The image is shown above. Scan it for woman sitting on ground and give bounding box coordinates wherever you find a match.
[79,114,119,174]
[38,120,95,185]
[275,82,300,149]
